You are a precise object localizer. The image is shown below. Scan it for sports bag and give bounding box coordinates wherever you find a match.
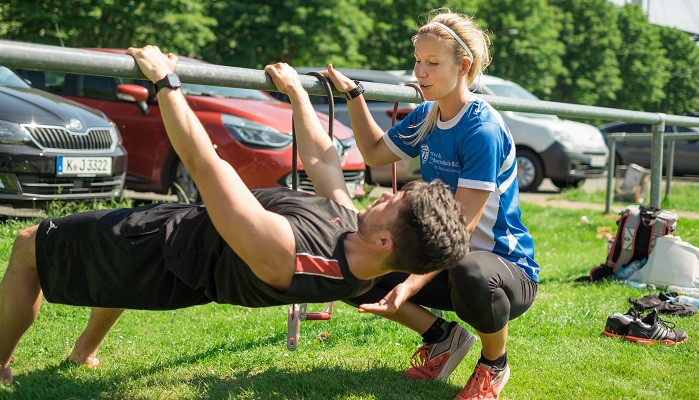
[589,205,678,282]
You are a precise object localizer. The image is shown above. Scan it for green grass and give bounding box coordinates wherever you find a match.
[559,180,699,212]
[1,200,699,399]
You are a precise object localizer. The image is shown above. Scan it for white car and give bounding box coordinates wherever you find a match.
[472,75,609,191]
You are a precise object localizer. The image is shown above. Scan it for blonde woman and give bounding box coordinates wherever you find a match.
[323,9,539,400]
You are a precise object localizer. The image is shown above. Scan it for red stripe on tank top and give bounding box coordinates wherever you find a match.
[295,253,343,279]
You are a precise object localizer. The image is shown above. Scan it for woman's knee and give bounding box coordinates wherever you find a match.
[449,252,499,295]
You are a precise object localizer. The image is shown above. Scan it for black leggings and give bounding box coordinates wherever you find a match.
[346,251,538,334]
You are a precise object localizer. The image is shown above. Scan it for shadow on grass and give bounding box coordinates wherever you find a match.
[2,334,460,400]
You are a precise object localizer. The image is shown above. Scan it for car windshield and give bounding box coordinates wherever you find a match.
[181,83,272,101]
[0,66,31,88]
[486,83,556,120]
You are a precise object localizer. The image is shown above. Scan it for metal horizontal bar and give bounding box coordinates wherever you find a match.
[2,39,699,127]
[609,132,699,141]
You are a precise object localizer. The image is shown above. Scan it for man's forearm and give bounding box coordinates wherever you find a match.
[157,88,222,178]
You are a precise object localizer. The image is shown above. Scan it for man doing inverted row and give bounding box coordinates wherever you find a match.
[0,46,468,385]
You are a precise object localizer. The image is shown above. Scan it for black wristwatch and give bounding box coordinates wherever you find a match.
[344,80,364,100]
[154,73,181,93]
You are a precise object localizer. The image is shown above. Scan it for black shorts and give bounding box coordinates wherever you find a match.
[35,204,211,310]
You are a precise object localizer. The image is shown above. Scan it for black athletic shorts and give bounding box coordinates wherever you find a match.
[35,203,211,310]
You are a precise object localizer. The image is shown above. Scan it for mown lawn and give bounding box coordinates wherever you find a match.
[559,180,699,212]
[0,197,698,399]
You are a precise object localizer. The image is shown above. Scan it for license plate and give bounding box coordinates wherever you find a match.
[589,155,606,167]
[56,156,112,176]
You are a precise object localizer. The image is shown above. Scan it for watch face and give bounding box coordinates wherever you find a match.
[168,74,181,87]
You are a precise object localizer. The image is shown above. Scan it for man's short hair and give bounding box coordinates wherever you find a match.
[387,180,469,273]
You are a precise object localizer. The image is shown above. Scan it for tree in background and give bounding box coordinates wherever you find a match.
[357,0,476,70]
[656,26,699,115]
[202,0,369,69]
[549,0,622,105]
[476,0,565,99]
[0,0,216,57]
[611,3,670,111]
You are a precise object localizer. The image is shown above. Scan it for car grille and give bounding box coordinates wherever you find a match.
[26,126,114,151]
[16,173,125,197]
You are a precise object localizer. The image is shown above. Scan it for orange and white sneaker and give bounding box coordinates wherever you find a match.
[404,322,476,381]
[454,363,510,400]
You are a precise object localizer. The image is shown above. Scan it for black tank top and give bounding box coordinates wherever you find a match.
[162,187,377,307]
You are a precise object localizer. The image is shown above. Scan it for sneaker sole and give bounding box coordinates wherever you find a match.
[601,328,626,339]
[436,330,477,381]
[625,334,689,345]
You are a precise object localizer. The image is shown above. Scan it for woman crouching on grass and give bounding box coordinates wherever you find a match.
[323,9,539,400]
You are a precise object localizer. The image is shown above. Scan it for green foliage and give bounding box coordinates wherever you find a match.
[476,0,566,99]
[657,26,699,115]
[610,4,670,111]
[549,0,623,105]
[0,1,696,118]
[0,0,216,57]
[356,0,477,70]
[202,0,370,69]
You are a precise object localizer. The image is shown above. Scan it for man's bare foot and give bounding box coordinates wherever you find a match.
[0,365,12,386]
[67,350,100,368]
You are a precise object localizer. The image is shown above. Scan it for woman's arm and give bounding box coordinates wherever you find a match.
[322,64,400,166]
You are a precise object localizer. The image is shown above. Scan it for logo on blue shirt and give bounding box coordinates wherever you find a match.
[420,144,429,163]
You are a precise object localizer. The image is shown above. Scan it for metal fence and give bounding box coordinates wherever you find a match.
[2,39,699,210]
[605,132,699,213]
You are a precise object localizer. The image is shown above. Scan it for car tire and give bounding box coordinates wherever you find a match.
[551,178,585,191]
[516,148,544,192]
[172,160,200,204]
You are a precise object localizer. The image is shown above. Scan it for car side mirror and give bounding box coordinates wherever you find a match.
[117,84,150,115]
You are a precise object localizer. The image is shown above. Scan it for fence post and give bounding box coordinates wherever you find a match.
[649,116,666,208]
[665,139,675,198]
[605,137,616,214]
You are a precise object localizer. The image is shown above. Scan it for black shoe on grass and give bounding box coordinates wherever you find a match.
[626,310,688,345]
[602,307,640,338]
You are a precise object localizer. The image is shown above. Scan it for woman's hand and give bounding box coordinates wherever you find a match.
[321,64,358,93]
[125,45,178,83]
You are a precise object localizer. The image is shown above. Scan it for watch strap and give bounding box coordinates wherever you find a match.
[154,73,181,93]
[344,80,364,100]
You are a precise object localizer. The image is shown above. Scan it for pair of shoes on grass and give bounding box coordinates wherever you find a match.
[603,307,689,344]
[404,321,509,400]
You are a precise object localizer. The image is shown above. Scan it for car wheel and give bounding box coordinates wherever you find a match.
[551,178,585,190]
[516,148,544,192]
[172,161,199,203]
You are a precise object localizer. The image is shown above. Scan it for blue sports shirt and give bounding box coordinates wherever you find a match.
[384,98,539,282]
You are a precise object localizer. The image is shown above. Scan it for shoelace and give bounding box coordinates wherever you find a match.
[461,364,492,397]
[409,345,430,369]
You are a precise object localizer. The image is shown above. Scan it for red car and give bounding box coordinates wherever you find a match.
[16,49,365,202]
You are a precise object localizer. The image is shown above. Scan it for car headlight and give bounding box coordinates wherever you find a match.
[0,119,31,144]
[221,114,292,149]
[108,120,123,146]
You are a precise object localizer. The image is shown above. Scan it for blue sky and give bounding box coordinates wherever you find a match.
[609,0,699,35]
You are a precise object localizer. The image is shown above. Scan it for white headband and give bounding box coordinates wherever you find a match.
[430,22,474,61]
